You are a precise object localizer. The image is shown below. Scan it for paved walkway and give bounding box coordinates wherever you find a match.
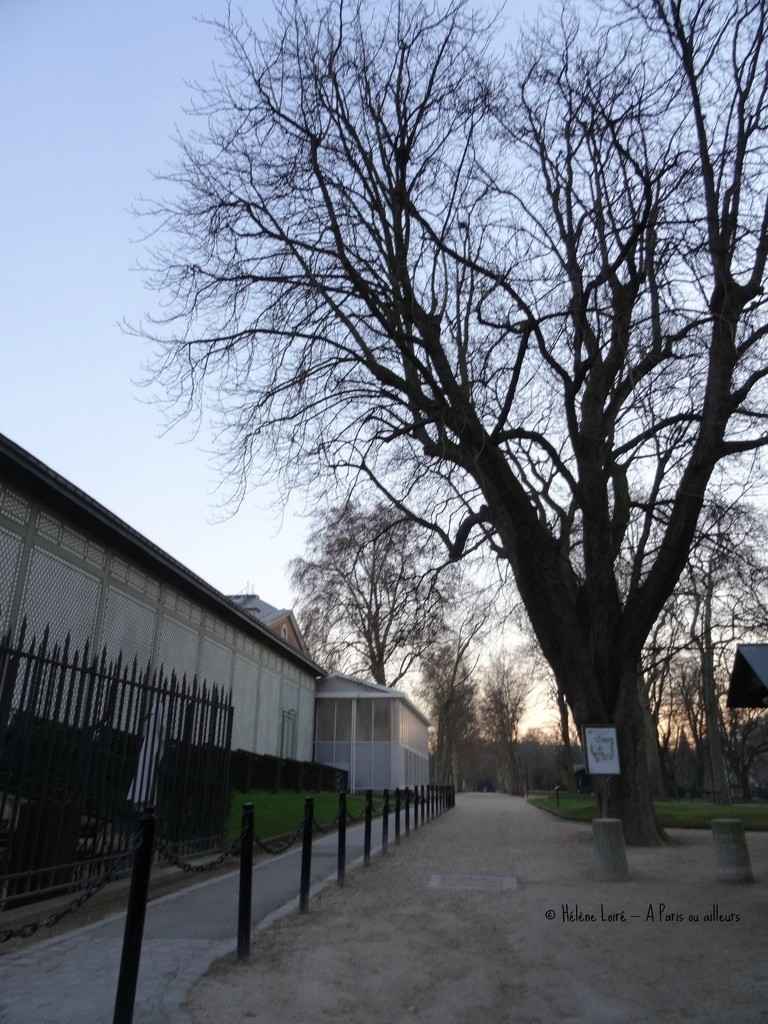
[191,794,768,1024]
[0,818,373,1023]
[3,795,768,1023]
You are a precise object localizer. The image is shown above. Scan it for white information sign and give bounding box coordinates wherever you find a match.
[583,725,621,775]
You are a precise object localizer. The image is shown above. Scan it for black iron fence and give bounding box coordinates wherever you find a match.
[0,620,233,908]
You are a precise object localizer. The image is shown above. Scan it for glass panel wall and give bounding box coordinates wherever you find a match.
[336,700,352,741]
[373,700,391,741]
[315,700,336,742]
[355,699,374,741]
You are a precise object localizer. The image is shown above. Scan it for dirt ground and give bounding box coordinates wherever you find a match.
[186,793,768,1024]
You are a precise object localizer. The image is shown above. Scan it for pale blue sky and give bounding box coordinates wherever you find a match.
[0,0,315,607]
[0,0,538,611]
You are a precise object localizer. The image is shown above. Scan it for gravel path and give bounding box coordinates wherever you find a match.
[187,793,768,1024]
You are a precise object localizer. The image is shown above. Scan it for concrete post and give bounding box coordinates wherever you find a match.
[592,818,629,882]
[711,819,754,883]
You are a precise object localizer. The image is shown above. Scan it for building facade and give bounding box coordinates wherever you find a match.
[0,433,321,761]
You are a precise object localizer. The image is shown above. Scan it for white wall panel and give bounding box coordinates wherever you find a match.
[200,637,233,689]
[296,685,315,761]
[20,547,100,650]
[256,668,281,755]
[0,526,22,637]
[157,616,199,682]
[102,586,157,667]
[231,654,259,751]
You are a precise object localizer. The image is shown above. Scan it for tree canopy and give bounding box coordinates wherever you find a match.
[288,500,456,686]
[136,0,768,841]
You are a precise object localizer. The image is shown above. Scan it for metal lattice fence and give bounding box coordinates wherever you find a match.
[0,620,233,908]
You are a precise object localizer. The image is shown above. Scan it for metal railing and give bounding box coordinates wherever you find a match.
[0,619,233,908]
[2,784,456,1023]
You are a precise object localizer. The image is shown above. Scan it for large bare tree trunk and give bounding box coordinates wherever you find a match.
[640,676,669,800]
[604,668,669,845]
[556,688,577,789]
[698,581,731,804]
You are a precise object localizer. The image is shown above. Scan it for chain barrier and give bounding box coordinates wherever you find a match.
[253,817,307,856]
[313,810,341,835]
[0,822,249,945]
[349,799,385,820]
[0,789,455,946]
[0,831,143,945]
[249,797,372,854]
[154,825,248,874]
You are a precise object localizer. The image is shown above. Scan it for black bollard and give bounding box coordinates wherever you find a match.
[382,789,390,854]
[237,802,254,962]
[363,789,373,867]
[299,797,314,912]
[395,788,401,845]
[420,784,426,825]
[404,787,410,837]
[413,786,419,832]
[113,806,156,1024]
[337,792,347,887]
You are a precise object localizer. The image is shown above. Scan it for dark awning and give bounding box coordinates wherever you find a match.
[727,645,768,708]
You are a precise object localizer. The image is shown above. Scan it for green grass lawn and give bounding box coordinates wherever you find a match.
[529,794,768,830]
[225,790,369,844]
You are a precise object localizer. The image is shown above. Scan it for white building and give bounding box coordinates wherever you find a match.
[0,431,320,762]
[314,672,430,792]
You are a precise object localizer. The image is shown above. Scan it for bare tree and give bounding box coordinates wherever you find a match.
[287,500,455,685]
[518,727,579,792]
[668,657,711,793]
[640,600,690,797]
[480,653,532,794]
[651,499,768,798]
[136,0,768,841]
[724,708,768,799]
[416,601,487,788]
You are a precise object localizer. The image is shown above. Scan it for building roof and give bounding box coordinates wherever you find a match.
[229,593,286,622]
[727,644,768,709]
[0,430,325,677]
[229,594,310,656]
